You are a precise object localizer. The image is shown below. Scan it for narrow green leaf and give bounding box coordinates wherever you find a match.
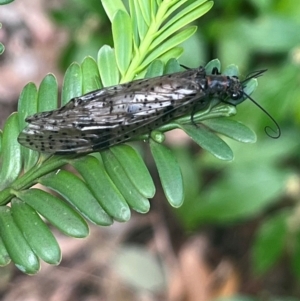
[17,189,89,238]
[134,0,148,40]
[17,83,39,171]
[81,56,101,94]
[138,47,184,72]
[159,0,187,22]
[140,26,196,71]
[150,140,184,207]
[102,150,150,213]
[145,60,164,78]
[0,0,14,5]
[244,78,258,95]
[252,210,289,275]
[71,156,131,222]
[156,47,184,66]
[0,43,4,55]
[137,0,151,25]
[112,10,133,76]
[39,170,113,226]
[110,145,155,198]
[205,59,221,74]
[0,206,40,274]
[149,26,197,53]
[101,0,127,22]
[165,58,181,74]
[17,83,38,131]
[37,74,58,112]
[162,0,213,32]
[61,63,82,105]
[150,130,165,144]
[153,1,213,49]
[0,113,22,190]
[223,64,239,76]
[159,0,192,21]
[150,0,158,20]
[0,236,10,266]
[129,0,140,47]
[202,119,257,143]
[98,45,120,86]
[178,123,234,161]
[11,199,61,265]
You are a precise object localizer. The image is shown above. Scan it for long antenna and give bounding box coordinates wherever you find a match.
[241,69,281,138]
[243,69,268,82]
[243,91,281,139]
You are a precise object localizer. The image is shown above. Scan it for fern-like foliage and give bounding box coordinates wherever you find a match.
[0,0,258,274]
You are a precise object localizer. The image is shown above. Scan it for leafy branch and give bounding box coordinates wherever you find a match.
[0,0,258,274]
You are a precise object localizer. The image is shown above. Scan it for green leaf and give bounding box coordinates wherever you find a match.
[39,170,113,226]
[150,130,165,144]
[161,0,191,21]
[164,58,181,74]
[133,0,148,41]
[129,0,140,48]
[178,123,234,161]
[164,0,213,31]
[0,113,22,190]
[0,236,10,266]
[153,1,213,49]
[145,60,164,78]
[150,0,158,20]
[102,150,150,213]
[137,0,151,26]
[17,189,89,238]
[252,210,289,275]
[98,45,120,86]
[0,206,40,274]
[202,119,257,143]
[81,56,101,93]
[11,199,61,265]
[150,140,184,207]
[112,10,133,76]
[149,26,197,54]
[0,43,4,55]
[244,78,258,95]
[205,59,221,74]
[110,145,155,198]
[137,47,184,73]
[61,63,82,105]
[17,83,39,171]
[0,0,14,4]
[17,83,38,131]
[101,0,127,22]
[181,159,288,227]
[37,74,58,112]
[156,47,184,66]
[71,156,131,222]
[223,64,239,76]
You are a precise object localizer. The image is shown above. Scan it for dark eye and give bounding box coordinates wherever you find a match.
[231,91,242,100]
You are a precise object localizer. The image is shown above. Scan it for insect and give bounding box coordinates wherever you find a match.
[18,66,280,154]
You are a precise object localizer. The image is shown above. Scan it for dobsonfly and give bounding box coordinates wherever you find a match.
[17,66,280,154]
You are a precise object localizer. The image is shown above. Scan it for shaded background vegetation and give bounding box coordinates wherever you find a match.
[0,0,300,300]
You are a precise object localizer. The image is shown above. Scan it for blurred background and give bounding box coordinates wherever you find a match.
[1,0,300,300]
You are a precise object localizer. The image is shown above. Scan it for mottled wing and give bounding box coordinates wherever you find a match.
[18,68,207,153]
